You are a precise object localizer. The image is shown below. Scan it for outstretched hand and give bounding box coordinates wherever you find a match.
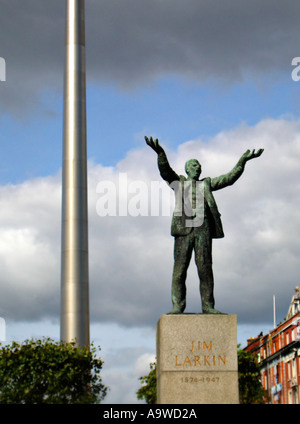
[241,148,264,162]
[145,136,164,154]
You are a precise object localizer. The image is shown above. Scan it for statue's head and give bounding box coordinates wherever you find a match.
[185,159,202,180]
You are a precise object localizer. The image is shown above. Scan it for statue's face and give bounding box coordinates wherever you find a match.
[186,159,202,180]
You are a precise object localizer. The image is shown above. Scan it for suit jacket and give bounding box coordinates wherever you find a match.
[157,152,245,238]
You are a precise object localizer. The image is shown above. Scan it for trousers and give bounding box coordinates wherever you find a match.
[171,219,214,312]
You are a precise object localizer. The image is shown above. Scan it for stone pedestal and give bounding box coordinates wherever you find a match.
[156,314,239,404]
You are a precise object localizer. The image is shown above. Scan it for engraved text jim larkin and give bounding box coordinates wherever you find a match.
[175,340,226,367]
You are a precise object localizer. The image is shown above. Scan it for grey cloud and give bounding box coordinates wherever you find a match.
[1,0,300,115]
[0,175,61,320]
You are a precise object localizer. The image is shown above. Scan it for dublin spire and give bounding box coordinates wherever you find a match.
[60,0,90,346]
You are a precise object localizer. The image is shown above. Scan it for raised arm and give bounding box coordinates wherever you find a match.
[145,136,179,185]
[211,148,264,191]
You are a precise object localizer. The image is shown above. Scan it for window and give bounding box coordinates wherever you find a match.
[292,358,296,378]
[279,334,282,349]
[287,361,292,380]
[276,364,280,383]
[264,373,268,389]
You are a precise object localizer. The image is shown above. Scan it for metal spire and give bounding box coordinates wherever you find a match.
[60,0,90,346]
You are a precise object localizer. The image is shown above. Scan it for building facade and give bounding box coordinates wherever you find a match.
[245,285,300,404]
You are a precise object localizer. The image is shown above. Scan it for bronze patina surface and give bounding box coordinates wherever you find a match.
[146,136,263,314]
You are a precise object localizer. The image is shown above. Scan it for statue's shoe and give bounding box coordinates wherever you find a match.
[202,307,225,314]
[167,308,184,314]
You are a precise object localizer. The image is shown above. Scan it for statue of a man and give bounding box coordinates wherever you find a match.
[145,136,263,314]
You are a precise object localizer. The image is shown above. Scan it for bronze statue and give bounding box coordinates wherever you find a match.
[145,136,263,314]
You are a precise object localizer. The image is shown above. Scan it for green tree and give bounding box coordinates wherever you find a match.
[0,338,108,404]
[237,345,267,404]
[137,347,267,404]
[137,361,156,404]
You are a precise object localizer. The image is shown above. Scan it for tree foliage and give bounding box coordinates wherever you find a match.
[0,338,108,404]
[137,347,267,404]
[136,361,156,404]
[237,345,267,404]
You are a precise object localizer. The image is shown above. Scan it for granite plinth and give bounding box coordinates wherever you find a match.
[156,314,239,404]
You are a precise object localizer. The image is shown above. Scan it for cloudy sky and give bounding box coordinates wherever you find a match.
[1,0,300,403]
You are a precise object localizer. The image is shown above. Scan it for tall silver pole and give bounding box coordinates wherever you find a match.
[273,295,276,329]
[60,0,90,346]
